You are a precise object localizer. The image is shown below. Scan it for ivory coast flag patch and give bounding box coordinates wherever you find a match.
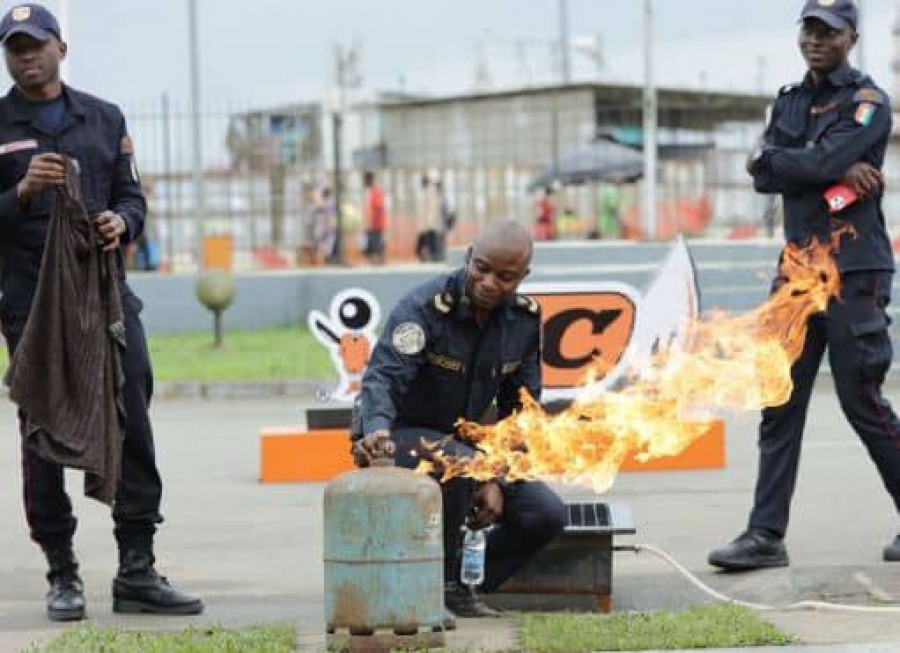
[855,102,876,126]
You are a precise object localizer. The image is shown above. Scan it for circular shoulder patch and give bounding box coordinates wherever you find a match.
[392,322,426,355]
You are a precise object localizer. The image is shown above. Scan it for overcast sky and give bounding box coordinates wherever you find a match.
[2,0,899,111]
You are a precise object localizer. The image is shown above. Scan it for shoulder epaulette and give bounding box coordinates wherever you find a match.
[853,88,885,105]
[778,83,800,97]
[432,291,454,314]
[514,294,540,316]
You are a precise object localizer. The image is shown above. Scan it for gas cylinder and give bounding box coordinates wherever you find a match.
[323,439,444,650]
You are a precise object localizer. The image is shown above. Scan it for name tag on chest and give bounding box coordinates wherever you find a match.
[0,139,38,156]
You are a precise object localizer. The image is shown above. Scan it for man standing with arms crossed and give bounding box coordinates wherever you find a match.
[709,0,900,570]
[0,4,202,620]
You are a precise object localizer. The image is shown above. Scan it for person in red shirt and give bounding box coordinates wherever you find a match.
[363,171,386,264]
[535,187,557,241]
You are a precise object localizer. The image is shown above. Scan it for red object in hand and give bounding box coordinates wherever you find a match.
[824,184,859,214]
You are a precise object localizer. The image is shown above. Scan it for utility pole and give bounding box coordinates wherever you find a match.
[331,45,345,264]
[162,93,174,268]
[187,0,205,251]
[550,42,561,176]
[330,43,362,264]
[643,0,658,240]
[58,0,68,79]
[755,56,768,95]
[856,0,866,71]
[558,0,571,83]
[551,0,570,188]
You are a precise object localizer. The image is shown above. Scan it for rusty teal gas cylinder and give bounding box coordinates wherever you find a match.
[323,451,444,646]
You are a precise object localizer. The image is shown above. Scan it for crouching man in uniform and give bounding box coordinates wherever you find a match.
[352,220,567,620]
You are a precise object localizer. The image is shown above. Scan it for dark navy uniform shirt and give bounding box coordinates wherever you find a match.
[358,268,542,436]
[753,63,894,273]
[0,84,145,313]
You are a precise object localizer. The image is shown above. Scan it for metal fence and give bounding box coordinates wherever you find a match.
[120,97,900,271]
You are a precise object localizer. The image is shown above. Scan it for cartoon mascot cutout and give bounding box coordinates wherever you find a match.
[308,288,381,403]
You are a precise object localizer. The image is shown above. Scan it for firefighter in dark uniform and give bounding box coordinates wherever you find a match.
[709,0,900,570]
[0,4,201,620]
[352,220,567,619]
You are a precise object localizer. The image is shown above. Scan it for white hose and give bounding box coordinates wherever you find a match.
[620,542,900,613]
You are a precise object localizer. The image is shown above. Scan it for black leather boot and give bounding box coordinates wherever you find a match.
[708,528,789,571]
[883,534,900,561]
[112,550,204,615]
[444,581,502,618]
[44,547,86,622]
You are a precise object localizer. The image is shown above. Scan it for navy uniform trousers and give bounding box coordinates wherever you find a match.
[750,271,900,536]
[392,426,566,592]
[5,291,163,554]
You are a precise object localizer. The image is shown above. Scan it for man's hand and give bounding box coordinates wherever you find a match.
[469,481,504,530]
[17,153,66,202]
[745,136,766,175]
[351,429,394,468]
[841,162,884,197]
[94,211,128,252]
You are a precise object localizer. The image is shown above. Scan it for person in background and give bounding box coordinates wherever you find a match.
[363,170,386,264]
[300,182,320,265]
[594,182,622,239]
[319,186,337,264]
[557,206,581,240]
[436,180,455,260]
[534,187,556,241]
[416,174,441,261]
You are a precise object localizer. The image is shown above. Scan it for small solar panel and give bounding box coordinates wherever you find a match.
[565,502,610,531]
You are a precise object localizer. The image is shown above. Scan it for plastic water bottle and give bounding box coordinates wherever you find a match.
[460,526,487,587]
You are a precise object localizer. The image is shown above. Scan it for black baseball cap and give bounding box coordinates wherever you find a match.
[800,0,858,31]
[0,4,61,45]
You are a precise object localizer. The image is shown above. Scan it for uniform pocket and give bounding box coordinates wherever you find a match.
[849,314,890,337]
[771,116,805,146]
[833,272,894,383]
[810,112,839,143]
[848,311,892,383]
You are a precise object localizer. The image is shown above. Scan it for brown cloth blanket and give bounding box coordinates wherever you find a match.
[8,157,126,505]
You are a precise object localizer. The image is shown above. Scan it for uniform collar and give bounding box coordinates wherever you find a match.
[62,85,86,118]
[6,83,85,125]
[803,62,855,89]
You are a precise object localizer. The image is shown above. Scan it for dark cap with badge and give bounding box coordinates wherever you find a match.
[800,0,858,31]
[0,4,61,45]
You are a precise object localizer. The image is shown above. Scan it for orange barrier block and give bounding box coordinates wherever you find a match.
[259,428,354,483]
[620,419,725,472]
[258,420,726,483]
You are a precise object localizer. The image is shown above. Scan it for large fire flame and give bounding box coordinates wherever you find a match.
[421,234,845,492]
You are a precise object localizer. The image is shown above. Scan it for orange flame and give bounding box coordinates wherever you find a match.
[422,233,846,493]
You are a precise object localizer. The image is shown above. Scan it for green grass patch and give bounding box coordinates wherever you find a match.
[0,326,335,383]
[518,604,796,652]
[146,326,334,382]
[37,623,296,652]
